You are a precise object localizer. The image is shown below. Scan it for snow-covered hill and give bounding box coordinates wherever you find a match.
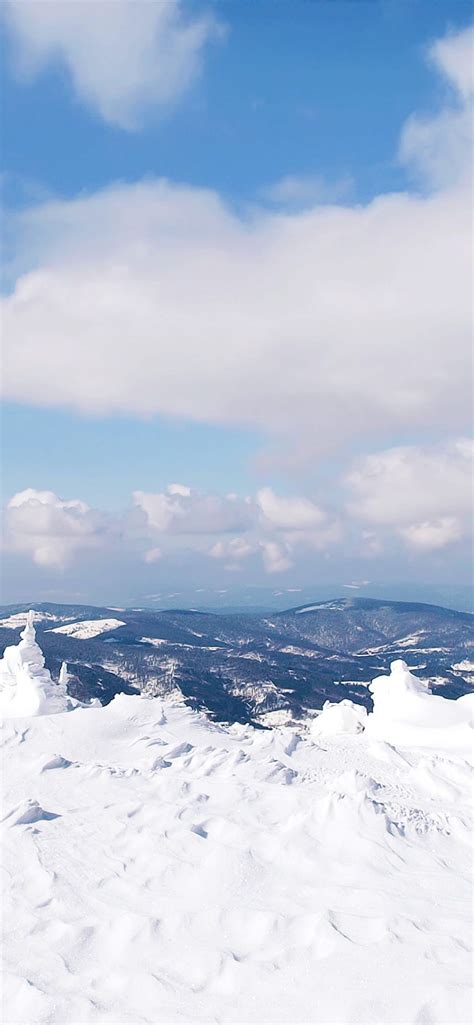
[1,621,473,1024]
[0,598,472,720]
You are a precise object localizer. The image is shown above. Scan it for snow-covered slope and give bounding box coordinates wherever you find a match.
[0,611,66,629]
[49,618,126,639]
[1,628,473,1024]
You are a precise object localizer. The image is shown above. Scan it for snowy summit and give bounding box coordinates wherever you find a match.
[1,621,473,1024]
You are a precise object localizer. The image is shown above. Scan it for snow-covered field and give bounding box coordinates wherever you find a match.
[49,618,126,639]
[1,617,473,1024]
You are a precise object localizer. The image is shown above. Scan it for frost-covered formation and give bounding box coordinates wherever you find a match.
[311,660,473,760]
[365,659,473,757]
[311,698,367,737]
[0,611,69,718]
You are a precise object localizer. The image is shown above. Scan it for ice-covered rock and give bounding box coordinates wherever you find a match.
[311,698,368,737]
[0,611,69,718]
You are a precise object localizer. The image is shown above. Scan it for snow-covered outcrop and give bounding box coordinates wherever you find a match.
[310,660,473,760]
[311,698,367,737]
[365,659,473,758]
[0,611,69,718]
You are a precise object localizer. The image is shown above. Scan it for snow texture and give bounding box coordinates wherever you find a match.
[1,630,473,1023]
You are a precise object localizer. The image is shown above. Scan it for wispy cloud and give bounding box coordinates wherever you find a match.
[261,173,353,210]
[3,0,224,129]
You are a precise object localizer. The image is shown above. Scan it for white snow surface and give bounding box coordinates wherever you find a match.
[49,618,126,639]
[1,634,473,1024]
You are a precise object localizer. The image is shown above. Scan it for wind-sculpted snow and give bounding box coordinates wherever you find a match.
[0,612,69,718]
[314,660,473,760]
[311,697,368,737]
[365,659,474,759]
[1,664,473,1023]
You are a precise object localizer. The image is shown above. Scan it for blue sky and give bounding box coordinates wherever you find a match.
[1,1,472,608]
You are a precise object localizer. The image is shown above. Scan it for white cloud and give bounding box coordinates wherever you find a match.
[5,488,111,568]
[2,25,472,457]
[399,518,462,551]
[209,536,256,571]
[347,438,473,551]
[133,484,340,573]
[399,25,473,188]
[430,24,474,99]
[134,487,251,535]
[260,540,293,575]
[4,444,471,576]
[3,0,222,129]
[257,487,326,531]
[143,546,162,564]
[261,174,353,209]
[167,483,192,497]
[209,537,255,561]
[3,483,340,576]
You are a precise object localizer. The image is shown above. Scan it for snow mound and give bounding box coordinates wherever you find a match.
[0,612,69,718]
[311,699,367,737]
[49,617,125,639]
[365,659,474,759]
[310,661,473,761]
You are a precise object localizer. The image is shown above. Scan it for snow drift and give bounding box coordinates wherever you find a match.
[365,659,473,759]
[312,660,473,761]
[0,623,472,1023]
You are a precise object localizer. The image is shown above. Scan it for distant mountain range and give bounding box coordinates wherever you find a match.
[0,598,472,725]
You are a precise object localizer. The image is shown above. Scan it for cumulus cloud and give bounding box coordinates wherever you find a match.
[399,518,463,551]
[134,487,252,535]
[3,0,222,129]
[2,24,472,460]
[209,536,256,571]
[4,446,472,577]
[5,488,111,568]
[167,483,192,497]
[257,487,326,531]
[3,483,342,576]
[346,438,473,551]
[209,537,255,561]
[260,540,293,575]
[132,483,340,573]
